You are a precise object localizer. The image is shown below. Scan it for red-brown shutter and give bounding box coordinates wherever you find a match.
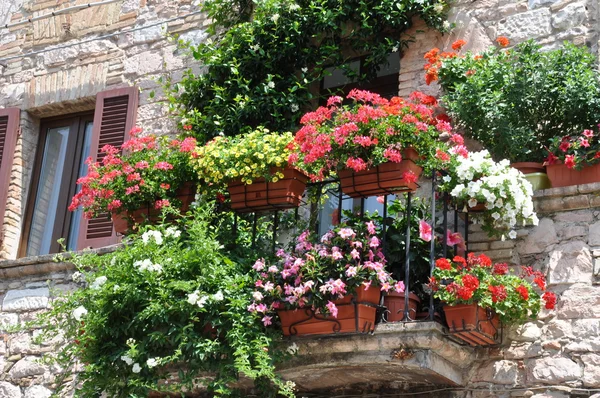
[76,87,138,250]
[0,108,21,237]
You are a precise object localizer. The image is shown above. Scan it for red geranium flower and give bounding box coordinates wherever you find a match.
[489,285,507,303]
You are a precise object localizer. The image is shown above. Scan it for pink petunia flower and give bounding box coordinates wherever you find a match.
[419,220,433,242]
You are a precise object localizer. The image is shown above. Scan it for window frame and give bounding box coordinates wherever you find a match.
[19,112,94,257]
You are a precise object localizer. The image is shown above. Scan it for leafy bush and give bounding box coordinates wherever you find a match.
[39,207,294,397]
[174,0,450,142]
[428,39,600,162]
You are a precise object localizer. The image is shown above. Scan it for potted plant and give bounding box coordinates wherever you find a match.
[290,89,455,197]
[430,253,557,346]
[426,38,600,174]
[545,127,600,187]
[439,150,538,239]
[194,128,308,212]
[69,128,198,234]
[249,221,403,336]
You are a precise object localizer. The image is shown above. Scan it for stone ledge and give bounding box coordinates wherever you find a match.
[0,244,120,279]
[533,182,600,199]
[278,322,475,392]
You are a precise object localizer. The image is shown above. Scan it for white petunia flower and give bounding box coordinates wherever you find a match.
[187,291,200,305]
[147,358,159,368]
[197,296,209,308]
[121,355,134,365]
[267,81,275,89]
[72,306,88,321]
[508,230,517,239]
[132,363,141,373]
[90,276,107,290]
[165,227,181,238]
[213,291,224,302]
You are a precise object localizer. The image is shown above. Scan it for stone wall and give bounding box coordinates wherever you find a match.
[0,0,207,260]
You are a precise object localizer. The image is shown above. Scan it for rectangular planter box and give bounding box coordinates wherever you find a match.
[546,162,600,188]
[278,286,380,336]
[228,168,308,213]
[444,303,500,346]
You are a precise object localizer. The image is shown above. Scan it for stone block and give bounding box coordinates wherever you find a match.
[589,221,600,246]
[23,385,51,398]
[543,320,572,339]
[517,218,558,255]
[530,357,580,383]
[9,334,42,356]
[509,323,542,342]
[558,284,600,318]
[497,8,552,43]
[123,51,163,76]
[471,360,519,384]
[529,0,560,7]
[2,288,49,312]
[0,382,21,398]
[0,313,18,330]
[559,225,586,240]
[547,241,592,285]
[552,2,587,30]
[582,354,600,387]
[8,357,47,379]
[503,342,543,359]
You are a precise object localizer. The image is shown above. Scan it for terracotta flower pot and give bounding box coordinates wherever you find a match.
[546,162,600,188]
[444,303,500,346]
[338,148,423,198]
[277,285,380,336]
[111,182,197,234]
[383,291,420,322]
[227,167,308,213]
[511,162,545,175]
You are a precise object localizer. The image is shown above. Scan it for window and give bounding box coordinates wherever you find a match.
[18,87,139,257]
[23,115,93,256]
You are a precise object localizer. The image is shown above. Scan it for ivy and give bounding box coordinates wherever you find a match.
[172,0,450,142]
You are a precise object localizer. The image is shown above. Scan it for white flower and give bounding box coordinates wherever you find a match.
[291,104,299,113]
[147,358,159,368]
[289,3,300,10]
[467,198,478,208]
[434,3,444,13]
[250,44,260,51]
[132,363,141,373]
[113,285,120,292]
[213,291,224,302]
[142,230,163,245]
[267,81,275,89]
[121,355,134,365]
[187,291,200,305]
[392,46,399,53]
[90,276,107,290]
[443,20,451,30]
[165,227,181,238]
[197,296,209,308]
[301,67,308,73]
[72,306,88,321]
[271,13,280,23]
[508,230,517,239]
[253,291,264,301]
[71,272,83,283]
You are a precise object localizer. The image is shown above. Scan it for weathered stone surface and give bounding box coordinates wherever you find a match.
[123,52,163,75]
[558,284,600,318]
[547,241,592,285]
[517,218,558,255]
[510,323,542,342]
[9,334,41,355]
[23,385,51,398]
[530,357,580,383]
[582,354,600,387]
[2,288,49,312]
[0,382,21,398]
[504,342,543,359]
[8,357,46,379]
[472,360,519,384]
[552,2,587,30]
[0,313,18,330]
[496,8,552,43]
[543,320,572,339]
[590,220,600,246]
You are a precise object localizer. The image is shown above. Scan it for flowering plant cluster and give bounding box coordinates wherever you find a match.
[36,207,295,397]
[430,253,557,324]
[290,89,456,181]
[440,150,538,238]
[194,128,296,187]
[69,128,198,218]
[546,126,600,169]
[425,38,600,162]
[249,221,402,321]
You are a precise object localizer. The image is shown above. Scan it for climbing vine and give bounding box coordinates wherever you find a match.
[171,0,451,142]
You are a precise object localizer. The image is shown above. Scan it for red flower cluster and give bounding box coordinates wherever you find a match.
[489,285,507,303]
[546,128,600,169]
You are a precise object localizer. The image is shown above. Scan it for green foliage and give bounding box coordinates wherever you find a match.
[38,206,294,397]
[173,0,450,142]
[436,40,600,162]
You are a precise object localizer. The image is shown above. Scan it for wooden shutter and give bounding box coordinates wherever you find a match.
[76,87,138,250]
[0,108,20,237]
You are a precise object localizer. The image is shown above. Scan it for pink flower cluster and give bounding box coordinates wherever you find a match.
[249,221,402,322]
